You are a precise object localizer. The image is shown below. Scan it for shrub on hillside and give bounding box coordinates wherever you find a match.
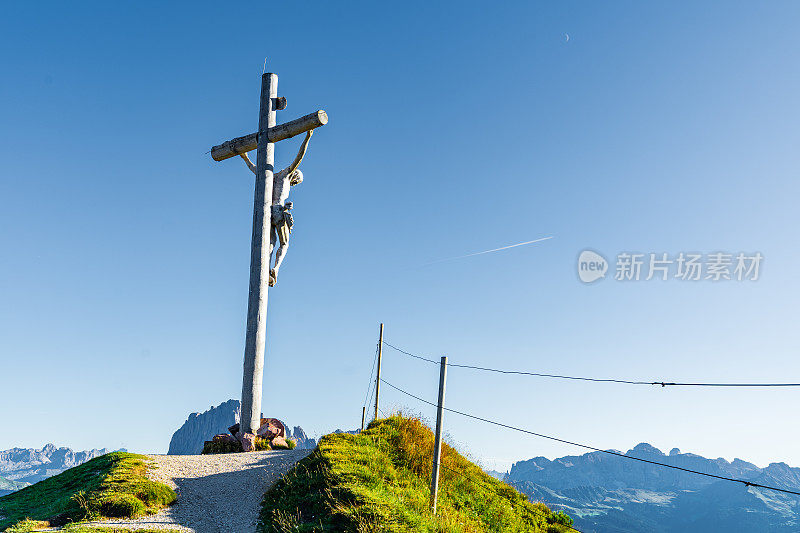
[4,519,50,532]
[98,493,146,517]
[547,510,574,528]
[271,439,296,450]
[202,439,243,454]
[202,436,272,454]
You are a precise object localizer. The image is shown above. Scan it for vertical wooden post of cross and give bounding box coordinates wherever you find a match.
[211,72,328,443]
[240,73,278,436]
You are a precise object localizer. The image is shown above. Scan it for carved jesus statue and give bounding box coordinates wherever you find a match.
[240,130,312,286]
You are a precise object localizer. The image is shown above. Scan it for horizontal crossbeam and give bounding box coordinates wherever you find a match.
[211,110,328,162]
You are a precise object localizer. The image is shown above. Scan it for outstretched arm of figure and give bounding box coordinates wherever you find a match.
[239,152,257,175]
[286,130,313,176]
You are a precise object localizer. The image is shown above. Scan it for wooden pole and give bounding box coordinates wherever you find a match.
[211,110,328,161]
[374,323,384,421]
[240,73,277,436]
[361,406,366,432]
[430,355,448,515]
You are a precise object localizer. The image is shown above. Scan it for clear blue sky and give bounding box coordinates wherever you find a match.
[2,1,799,471]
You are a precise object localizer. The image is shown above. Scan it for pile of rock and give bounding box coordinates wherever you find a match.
[169,400,317,454]
[204,417,294,454]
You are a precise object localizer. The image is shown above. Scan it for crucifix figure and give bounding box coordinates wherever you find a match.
[238,130,312,287]
[210,71,328,441]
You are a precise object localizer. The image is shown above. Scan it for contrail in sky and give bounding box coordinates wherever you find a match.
[422,236,554,266]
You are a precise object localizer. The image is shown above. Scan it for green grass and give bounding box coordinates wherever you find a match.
[4,520,183,533]
[0,452,176,531]
[66,527,182,533]
[259,415,574,532]
[62,529,182,533]
[2,519,49,532]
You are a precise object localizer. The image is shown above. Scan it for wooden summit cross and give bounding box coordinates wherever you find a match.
[210,71,328,438]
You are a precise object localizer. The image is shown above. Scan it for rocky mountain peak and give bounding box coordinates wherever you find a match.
[629,443,665,456]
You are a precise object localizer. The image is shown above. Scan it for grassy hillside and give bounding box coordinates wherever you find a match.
[260,415,574,532]
[0,452,175,531]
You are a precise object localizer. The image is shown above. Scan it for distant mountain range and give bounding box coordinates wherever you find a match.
[0,475,28,497]
[485,469,506,481]
[504,443,800,532]
[0,444,113,496]
[168,399,317,454]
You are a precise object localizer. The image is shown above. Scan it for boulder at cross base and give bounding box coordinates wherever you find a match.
[256,418,286,439]
[271,436,288,448]
[229,418,287,438]
[240,433,257,452]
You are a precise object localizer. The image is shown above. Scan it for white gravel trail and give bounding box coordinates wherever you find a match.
[84,449,312,532]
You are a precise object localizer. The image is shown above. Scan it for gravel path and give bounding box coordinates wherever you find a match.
[83,449,312,532]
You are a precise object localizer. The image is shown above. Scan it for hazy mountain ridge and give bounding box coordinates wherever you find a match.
[0,444,113,494]
[485,469,506,481]
[506,443,800,532]
[0,475,29,497]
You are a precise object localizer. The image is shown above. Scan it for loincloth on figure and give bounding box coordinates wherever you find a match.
[271,203,294,246]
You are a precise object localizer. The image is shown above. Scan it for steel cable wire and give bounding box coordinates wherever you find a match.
[382,340,800,387]
[380,378,800,497]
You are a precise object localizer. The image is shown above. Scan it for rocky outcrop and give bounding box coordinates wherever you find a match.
[168,400,241,455]
[293,426,308,442]
[168,400,317,455]
[290,429,317,450]
[0,444,113,487]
